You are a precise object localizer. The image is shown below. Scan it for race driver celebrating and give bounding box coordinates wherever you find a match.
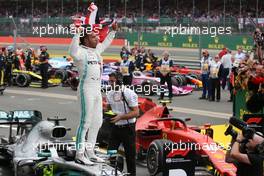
[69,24,117,165]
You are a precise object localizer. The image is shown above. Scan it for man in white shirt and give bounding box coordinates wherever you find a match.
[221,49,232,90]
[105,72,139,176]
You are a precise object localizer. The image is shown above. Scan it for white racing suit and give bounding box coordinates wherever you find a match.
[69,31,116,164]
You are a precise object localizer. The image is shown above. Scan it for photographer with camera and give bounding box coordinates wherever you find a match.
[226,117,264,176]
[230,132,264,176]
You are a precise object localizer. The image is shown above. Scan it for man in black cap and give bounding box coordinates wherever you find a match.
[38,46,49,88]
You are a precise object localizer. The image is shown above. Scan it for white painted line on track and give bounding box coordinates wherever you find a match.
[5,89,231,119]
[168,106,231,119]
[5,89,77,100]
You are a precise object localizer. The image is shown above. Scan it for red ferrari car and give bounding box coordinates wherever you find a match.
[136,100,236,176]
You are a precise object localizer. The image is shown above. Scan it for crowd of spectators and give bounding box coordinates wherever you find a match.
[0,0,263,21]
[0,0,263,35]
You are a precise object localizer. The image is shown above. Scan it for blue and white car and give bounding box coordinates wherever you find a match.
[49,57,73,69]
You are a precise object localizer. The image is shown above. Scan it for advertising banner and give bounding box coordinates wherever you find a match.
[126,33,253,50]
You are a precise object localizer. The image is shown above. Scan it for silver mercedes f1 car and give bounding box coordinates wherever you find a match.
[0,110,124,176]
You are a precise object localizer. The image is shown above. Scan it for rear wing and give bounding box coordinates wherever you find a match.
[0,110,42,125]
[0,110,42,143]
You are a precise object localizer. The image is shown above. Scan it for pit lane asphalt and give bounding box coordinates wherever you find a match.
[0,86,232,176]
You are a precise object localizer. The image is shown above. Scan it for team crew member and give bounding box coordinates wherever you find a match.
[69,26,117,165]
[208,55,223,102]
[0,50,5,86]
[105,72,139,176]
[5,46,16,86]
[25,48,34,71]
[13,50,21,70]
[38,46,49,89]
[221,49,232,90]
[158,51,173,100]
[135,47,147,71]
[199,50,212,100]
[120,53,134,85]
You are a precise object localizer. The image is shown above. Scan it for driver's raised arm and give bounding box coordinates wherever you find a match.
[69,33,81,61]
[96,31,116,54]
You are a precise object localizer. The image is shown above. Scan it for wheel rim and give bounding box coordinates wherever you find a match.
[147,147,158,174]
[17,75,26,86]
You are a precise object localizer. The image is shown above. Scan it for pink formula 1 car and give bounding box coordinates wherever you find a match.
[102,71,193,96]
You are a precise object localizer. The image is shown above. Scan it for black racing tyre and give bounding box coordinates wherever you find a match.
[15,73,31,87]
[179,75,187,86]
[147,139,173,176]
[173,75,183,86]
[70,77,79,91]
[55,69,68,82]
[171,76,180,86]
[141,81,155,96]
